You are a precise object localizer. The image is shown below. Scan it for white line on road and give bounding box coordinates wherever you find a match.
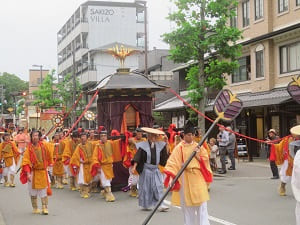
[163,200,237,225]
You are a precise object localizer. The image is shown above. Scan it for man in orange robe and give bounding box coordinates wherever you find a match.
[70,132,93,198]
[123,127,146,197]
[51,132,65,189]
[62,131,80,190]
[91,130,116,202]
[0,133,20,187]
[20,130,53,215]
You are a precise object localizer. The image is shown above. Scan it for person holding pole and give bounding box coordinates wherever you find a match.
[164,121,212,225]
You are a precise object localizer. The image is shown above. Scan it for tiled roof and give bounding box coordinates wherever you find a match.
[89,71,167,93]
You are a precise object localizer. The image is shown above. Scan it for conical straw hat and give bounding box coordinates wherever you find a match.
[141,127,165,135]
[290,125,300,136]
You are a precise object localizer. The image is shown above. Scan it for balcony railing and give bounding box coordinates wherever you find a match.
[58,18,88,44]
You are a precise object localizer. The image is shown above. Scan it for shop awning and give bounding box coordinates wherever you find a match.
[154,88,291,112]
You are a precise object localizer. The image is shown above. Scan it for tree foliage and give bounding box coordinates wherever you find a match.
[56,73,83,112]
[33,70,61,107]
[163,0,242,129]
[0,72,28,113]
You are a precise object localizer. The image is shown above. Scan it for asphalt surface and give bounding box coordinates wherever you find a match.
[0,158,297,225]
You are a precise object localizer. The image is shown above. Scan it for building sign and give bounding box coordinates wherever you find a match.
[89,8,115,23]
[88,6,137,49]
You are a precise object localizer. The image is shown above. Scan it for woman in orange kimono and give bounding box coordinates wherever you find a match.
[20,130,53,215]
[0,133,20,187]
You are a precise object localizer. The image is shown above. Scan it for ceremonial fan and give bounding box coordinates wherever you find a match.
[84,111,96,121]
[52,114,64,128]
[143,89,243,225]
[287,75,300,104]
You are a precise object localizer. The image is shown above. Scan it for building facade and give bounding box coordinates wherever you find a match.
[28,69,50,103]
[225,0,300,156]
[154,0,300,158]
[57,1,147,128]
[57,1,146,88]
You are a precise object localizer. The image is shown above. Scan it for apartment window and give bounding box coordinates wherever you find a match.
[232,56,251,83]
[297,0,300,6]
[137,33,145,48]
[230,8,237,27]
[256,50,264,78]
[137,8,145,23]
[278,0,288,13]
[242,1,250,27]
[280,41,300,74]
[255,0,263,20]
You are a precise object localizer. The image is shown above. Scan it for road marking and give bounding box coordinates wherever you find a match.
[163,200,237,225]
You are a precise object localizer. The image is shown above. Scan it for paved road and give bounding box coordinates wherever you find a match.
[0,159,296,225]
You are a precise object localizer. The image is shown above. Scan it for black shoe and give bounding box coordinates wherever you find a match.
[228,167,236,170]
[270,176,279,179]
[218,170,227,174]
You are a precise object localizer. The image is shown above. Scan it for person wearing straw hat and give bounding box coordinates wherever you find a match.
[266,128,280,179]
[0,132,20,187]
[131,127,169,211]
[270,125,299,196]
[164,121,212,225]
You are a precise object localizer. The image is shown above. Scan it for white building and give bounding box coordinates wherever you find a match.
[57,0,147,89]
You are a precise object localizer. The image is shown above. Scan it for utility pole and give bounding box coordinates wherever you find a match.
[72,50,77,126]
[0,85,4,127]
[0,85,4,117]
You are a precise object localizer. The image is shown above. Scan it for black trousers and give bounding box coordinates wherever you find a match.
[270,160,279,177]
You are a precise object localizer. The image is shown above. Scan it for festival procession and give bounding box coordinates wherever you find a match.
[1,0,300,225]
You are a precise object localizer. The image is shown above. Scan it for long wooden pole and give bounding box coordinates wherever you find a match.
[142,117,220,225]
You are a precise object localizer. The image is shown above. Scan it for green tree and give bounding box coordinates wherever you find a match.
[163,0,242,130]
[56,73,83,124]
[0,72,28,113]
[33,70,61,107]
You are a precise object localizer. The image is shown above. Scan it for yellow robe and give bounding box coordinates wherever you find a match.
[50,141,65,176]
[123,137,146,170]
[0,141,20,167]
[272,136,294,176]
[91,142,114,179]
[70,142,93,184]
[21,142,53,189]
[164,141,211,207]
[62,139,78,164]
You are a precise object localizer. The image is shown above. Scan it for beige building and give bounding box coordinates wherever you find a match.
[224,0,300,156]
[26,69,49,130]
[28,69,49,102]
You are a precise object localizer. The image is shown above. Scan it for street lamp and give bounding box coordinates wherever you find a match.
[32,64,43,85]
